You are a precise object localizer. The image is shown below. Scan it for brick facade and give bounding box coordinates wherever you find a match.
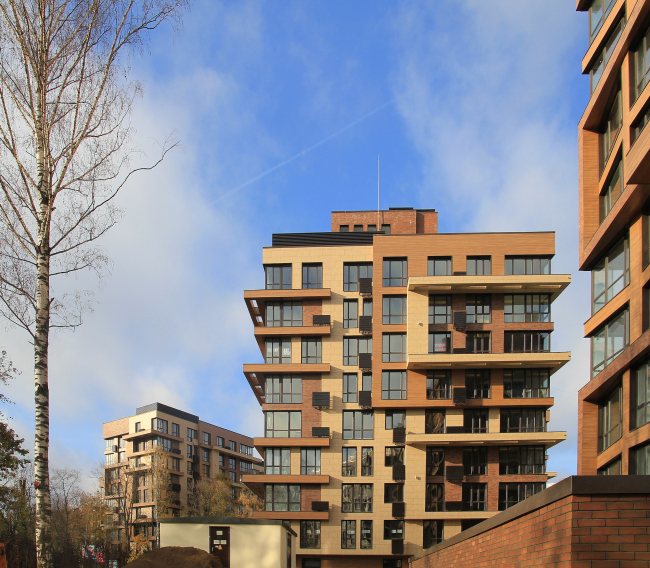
[331,208,438,235]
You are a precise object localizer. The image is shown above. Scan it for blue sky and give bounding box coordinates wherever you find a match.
[3,1,590,485]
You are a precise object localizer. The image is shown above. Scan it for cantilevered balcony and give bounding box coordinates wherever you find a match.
[243,363,331,406]
[244,288,331,326]
[405,430,566,448]
[407,352,571,375]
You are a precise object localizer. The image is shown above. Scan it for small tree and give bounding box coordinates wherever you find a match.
[187,474,263,518]
[149,445,173,547]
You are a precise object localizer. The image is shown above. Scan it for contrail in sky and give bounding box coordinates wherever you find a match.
[214,100,393,204]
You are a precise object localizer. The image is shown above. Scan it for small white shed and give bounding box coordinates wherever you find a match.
[159,516,296,568]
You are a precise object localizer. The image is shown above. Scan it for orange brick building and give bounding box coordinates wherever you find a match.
[242,208,570,567]
[577,0,650,476]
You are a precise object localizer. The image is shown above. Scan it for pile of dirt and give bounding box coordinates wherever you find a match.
[125,547,224,568]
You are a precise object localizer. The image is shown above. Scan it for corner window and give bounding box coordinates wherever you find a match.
[382,334,406,363]
[382,296,407,324]
[599,158,623,223]
[590,17,624,94]
[591,309,629,378]
[265,301,302,327]
[598,382,622,453]
[302,264,322,289]
[466,256,491,276]
[504,331,550,353]
[428,257,451,276]
[504,369,550,398]
[265,265,292,290]
[383,258,407,287]
[634,23,650,102]
[589,0,617,43]
[592,235,629,314]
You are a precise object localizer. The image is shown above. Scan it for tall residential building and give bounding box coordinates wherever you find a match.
[242,208,569,568]
[102,402,263,546]
[576,0,650,475]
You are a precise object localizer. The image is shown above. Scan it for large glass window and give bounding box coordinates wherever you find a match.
[425,483,444,512]
[504,331,550,353]
[600,90,622,172]
[463,447,487,475]
[429,295,451,324]
[266,376,302,403]
[464,409,488,433]
[426,447,445,476]
[385,410,406,430]
[466,332,490,353]
[598,382,622,453]
[504,369,550,398]
[341,520,356,549]
[343,373,358,403]
[384,483,404,504]
[590,17,624,94]
[630,443,650,474]
[632,358,650,430]
[429,332,451,353]
[341,484,373,512]
[498,483,545,511]
[634,23,650,102]
[382,371,407,400]
[501,408,546,432]
[301,338,322,364]
[265,411,301,438]
[428,257,451,276]
[427,370,451,399]
[425,410,445,434]
[343,410,374,440]
[591,309,629,377]
[499,446,546,474]
[466,370,490,399]
[384,447,405,467]
[265,339,291,364]
[383,259,407,287]
[466,294,491,323]
[505,257,551,275]
[462,483,486,511]
[600,158,623,222]
[265,484,300,512]
[361,447,373,476]
[592,235,629,314]
[266,448,291,475]
[265,265,292,290]
[589,0,617,42]
[301,448,321,475]
[300,521,321,549]
[302,264,322,289]
[342,447,357,476]
[343,337,372,366]
[344,300,358,329]
[344,263,373,292]
[466,257,491,276]
[423,521,443,548]
[383,296,407,324]
[382,335,406,363]
[504,295,550,323]
[265,301,302,327]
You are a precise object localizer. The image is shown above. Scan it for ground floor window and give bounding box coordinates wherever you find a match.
[423,520,443,548]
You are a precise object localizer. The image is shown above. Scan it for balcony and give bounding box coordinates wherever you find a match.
[407,352,571,375]
[253,325,330,338]
[244,288,331,326]
[406,431,566,448]
[253,436,330,453]
[253,510,329,521]
[243,363,331,406]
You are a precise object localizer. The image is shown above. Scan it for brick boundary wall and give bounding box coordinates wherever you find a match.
[409,476,650,568]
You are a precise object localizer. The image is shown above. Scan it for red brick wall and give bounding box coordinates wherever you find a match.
[300,484,321,511]
[411,493,650,568]
[262,376,323,432]
[331,209,438,235]
[303,300,322,326]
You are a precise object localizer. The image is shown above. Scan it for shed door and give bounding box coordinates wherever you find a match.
[209,526,230,568]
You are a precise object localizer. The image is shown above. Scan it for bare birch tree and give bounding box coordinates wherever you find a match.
[0,1,187,566]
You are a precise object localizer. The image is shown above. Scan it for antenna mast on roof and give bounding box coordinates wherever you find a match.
[377,155,380,228]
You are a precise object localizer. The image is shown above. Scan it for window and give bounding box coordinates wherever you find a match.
[425,483,444,512]
[265,448,290,475]
[265,485,300,512]
[382,336,406,363]
[383,258,407,287]
[591,17,624,94]
[384,483,404,504]
[203,465,211,477]
[466,370,490,399]
[591,309,629,377]
[240,460,254,473]
[341,520,356,549]
[361,447,373,476]
[368,224,377,232]
[466,294,491,324]
[171,458,180,472]
[426,447,444,476]
[187,444,193,459]
[427,370,451,399]
[265,265,292,290]
[598,457,622,475]
[340,225,349,232]
[265,339,291,364]
[343,373,358,403]
[362,372,372,392]
[202,448,210,462]
[428,257,451,276]
[504,331,550,353]
[301,449,321,475]
[383,296,407,324]
[341,484,373,512]
[343,263,373,292]
[384,447,405,467]
[342,447,357,476]
[381,371,407,400]
[501,408,547,433]
[385,410,406,430]
[504,295,550,323]
[360,520,372,549]
[265,302,303,327]
[630,443,650,474]
[592,235,629,313]
[600,89,621,171]
[589,0,617,42]
[381,224,391,234]
[499,446,546,474]
[266,376,302,403]
[187,428,197,442]
[504,369,550,398]
[344,300,359,329]
[429,295,451,324]
[466,256,490,276]
[228,457,236,470]
[172,423,179,438]
[265,411,301,438]
[134,421,141,432]
[354,225,363,232]
[219,455,224,467]
[499,483,545,511]
[632,358,650,430]
[600,158,623,222]
[429,332,451,353]
[302,264,322,289]
[598,382,622,453]
[343,337,372,366]
[363,299,373,317]
[634,23,650,101]
[466,332,490,354]
[343,410,374,440]
[505,257,551,275]
[462,483,487,511]
[241,444,253,456]
[464,409,488,433]
[301,520,321,549]
[425,410,445,434]
[301,338,322,364]
[632,104,650,145]
[383,520,403,540]
[463,447,487,476]
[153,419,168,434]
[423,520,443,548]
[216,436,224,448]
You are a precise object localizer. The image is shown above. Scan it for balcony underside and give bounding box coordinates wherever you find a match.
[253,437,331,453]
[244,288,332,327]
[407,352,570,374]
[253,510,329,521]
[406,431,566,448]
